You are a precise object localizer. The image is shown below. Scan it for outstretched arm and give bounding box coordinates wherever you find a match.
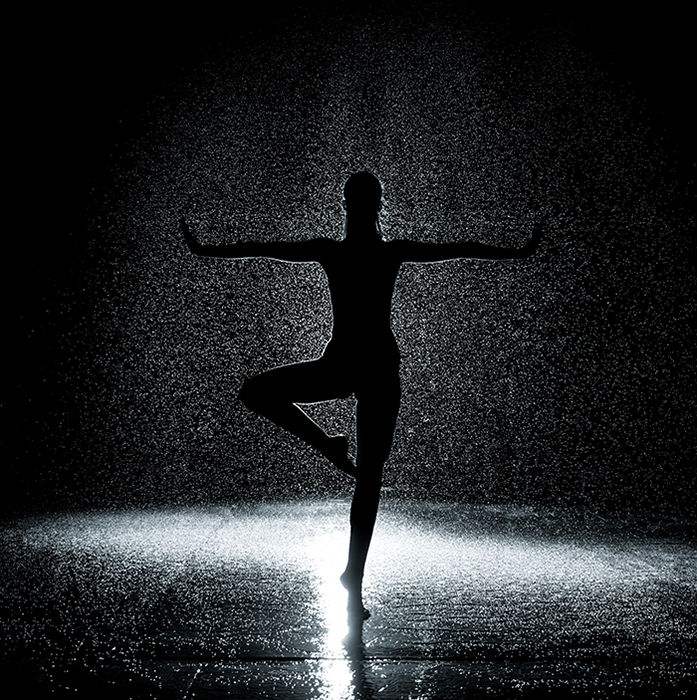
[181,218,331,262]
[392,216,545,263]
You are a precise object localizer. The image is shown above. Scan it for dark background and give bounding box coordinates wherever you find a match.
[4,2,695,514]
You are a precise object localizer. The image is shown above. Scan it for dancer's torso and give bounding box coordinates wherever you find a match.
[319,239,401,365]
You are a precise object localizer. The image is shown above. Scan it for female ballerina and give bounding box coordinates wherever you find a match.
[182,171,542,618]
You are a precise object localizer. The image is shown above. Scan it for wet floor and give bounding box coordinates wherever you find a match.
[1,499,696,698]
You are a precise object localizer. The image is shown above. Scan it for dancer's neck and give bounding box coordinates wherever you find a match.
[344,212,381,243]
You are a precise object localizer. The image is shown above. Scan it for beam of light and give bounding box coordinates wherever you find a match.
[305,529,355,700]
[306,530,351,652]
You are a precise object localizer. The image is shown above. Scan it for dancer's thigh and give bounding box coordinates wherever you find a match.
[249,357,353,404]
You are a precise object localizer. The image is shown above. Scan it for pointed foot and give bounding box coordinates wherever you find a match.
[325,435,357,479]
[340,570,370,620]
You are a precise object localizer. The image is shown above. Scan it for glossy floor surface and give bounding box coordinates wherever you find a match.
[1,500,696,698]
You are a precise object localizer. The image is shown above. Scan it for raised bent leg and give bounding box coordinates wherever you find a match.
[341,369,401,617]
[238,357,355,476]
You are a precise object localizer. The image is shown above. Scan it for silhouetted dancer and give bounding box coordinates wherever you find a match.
[181,171,543,619]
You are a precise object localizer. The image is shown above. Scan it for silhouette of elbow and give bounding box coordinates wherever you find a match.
[238,376,265,410]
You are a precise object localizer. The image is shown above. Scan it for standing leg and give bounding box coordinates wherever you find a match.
[239,358,355,476]
[341,368,401,617]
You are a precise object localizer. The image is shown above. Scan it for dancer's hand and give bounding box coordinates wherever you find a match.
[180,217,202,253]
[519,220,543,257]
[519,208,553,258]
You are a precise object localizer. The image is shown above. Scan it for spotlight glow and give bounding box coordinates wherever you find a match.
[3,501,695,697]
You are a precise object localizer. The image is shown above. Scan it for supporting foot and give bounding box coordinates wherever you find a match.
[324,435,357,479]
[340,569,370,620]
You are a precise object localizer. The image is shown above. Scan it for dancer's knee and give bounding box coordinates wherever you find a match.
[356,461,383,489]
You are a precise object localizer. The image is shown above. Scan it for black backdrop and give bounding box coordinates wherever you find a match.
[4,2,695,514]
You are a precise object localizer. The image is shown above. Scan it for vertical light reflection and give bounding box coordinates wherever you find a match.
[307,530,356,700]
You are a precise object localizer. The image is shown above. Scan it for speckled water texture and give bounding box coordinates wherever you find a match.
[41,3,695,513]
[1,500,696,697]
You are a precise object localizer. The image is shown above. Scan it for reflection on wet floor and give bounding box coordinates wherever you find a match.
[1,499,696,698]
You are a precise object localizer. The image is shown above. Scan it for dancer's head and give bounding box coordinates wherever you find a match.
[343,171,383,239]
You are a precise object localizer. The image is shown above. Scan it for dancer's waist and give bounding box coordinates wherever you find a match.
[323,331,400,360]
